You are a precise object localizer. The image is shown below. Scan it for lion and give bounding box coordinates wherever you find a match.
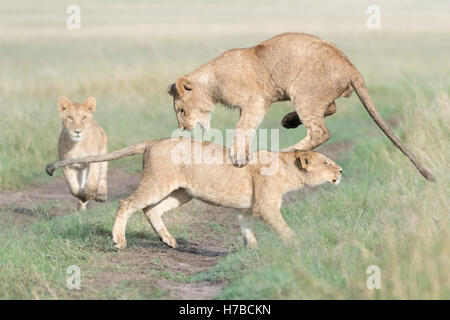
[167,32,435,182]
[45,138,342,249]
[57,96,108,210]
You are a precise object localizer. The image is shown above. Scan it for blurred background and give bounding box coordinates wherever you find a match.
[1,0,449,188]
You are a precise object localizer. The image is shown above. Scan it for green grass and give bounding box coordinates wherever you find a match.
[0,0,449,299]
[0,200,183,299]
[0,203,114,299]
[203,89,450,299]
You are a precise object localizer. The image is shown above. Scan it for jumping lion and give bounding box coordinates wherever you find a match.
[167,32,435,182]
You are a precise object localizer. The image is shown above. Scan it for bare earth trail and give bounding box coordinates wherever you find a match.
[0,141,352,299]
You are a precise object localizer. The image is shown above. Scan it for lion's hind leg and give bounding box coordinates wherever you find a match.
[281,113,330,152]
[112,180,177,250]
[281,93,332,152]
[143,189,192,248]
[281,101,337,129]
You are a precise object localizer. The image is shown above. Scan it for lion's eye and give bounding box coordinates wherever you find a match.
[178,109,185,115]
[82,116,87,121]
[68,116,73,121]
[324,161,330,166]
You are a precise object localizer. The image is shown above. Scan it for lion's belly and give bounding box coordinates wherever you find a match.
[185,170,253,209]
[187,187,253,209]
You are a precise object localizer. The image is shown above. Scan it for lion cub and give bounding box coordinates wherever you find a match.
[57,97,108,210]
[46,138,342,248]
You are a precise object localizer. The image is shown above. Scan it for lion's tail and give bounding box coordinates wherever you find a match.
[351,74,435,182]
[45,140,158,176]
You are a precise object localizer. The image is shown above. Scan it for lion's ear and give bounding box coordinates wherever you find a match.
[295,151,310,171]
[57,97,71,112]
[84,97,96,113]
[175,77,193,96]
[168,83,178,97]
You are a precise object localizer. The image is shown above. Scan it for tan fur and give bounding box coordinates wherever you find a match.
[46,138,342,249]
[167,32,435,181]
[57,97,108,210]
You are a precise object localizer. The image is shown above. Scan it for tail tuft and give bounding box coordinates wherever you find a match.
[281,111,302,129]
[45,164,55,176]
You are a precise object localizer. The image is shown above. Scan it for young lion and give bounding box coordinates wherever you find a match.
[167,32,434,182]
[57,97,108,210]
[46,138,342,249]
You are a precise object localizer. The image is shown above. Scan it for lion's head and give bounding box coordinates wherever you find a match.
[295,151,342,186]
[58,97,96,142]
[167,77,214,131]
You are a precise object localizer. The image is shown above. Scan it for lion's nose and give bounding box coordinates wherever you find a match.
[74,129,82,134]
[339,168,343,173]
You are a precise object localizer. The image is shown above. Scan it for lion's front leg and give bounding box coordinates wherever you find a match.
[62,166,88,210]
[252,180,295,245]
[84,162,108,202]
[62,167,80,196]
[253,204,295,245]
[96,161,108,202]
[229,100,269,167]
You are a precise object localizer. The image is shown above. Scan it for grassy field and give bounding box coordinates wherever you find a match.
[0,0,449,299]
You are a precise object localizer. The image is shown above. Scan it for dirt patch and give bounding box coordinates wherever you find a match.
[0,168,240,299]
[0,169,141,219]
[81,201,240,300]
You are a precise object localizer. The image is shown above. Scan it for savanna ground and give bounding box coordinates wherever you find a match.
[0,0,449,299]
